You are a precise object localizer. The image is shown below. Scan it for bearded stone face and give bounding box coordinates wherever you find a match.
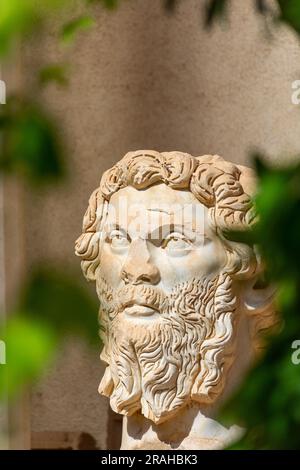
[95,184,238,424]
[75,151,277,436]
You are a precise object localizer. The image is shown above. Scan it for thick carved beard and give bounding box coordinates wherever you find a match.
[97,273,237,424]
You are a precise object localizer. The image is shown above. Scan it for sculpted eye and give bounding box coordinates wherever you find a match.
[162,232,192,254]
[108,230,130,249]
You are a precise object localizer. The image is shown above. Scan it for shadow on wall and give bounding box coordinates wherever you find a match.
[31,431,99,450]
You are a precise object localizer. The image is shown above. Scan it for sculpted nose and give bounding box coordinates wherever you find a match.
[121,239,160,285]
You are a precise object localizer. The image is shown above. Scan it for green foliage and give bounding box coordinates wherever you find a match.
[0,267,100,399]
[0,0,68,57]
[278,0,300,34]
[20,266,100,344]
[0,316,57,399]
[0,96,65,184]
[221,156,300,449]
[61,15,95,45]
[87,0,120,9]
[204,0,228,26]
[0,0,122,57]
[0,0,40,56]
[39,64,69,87]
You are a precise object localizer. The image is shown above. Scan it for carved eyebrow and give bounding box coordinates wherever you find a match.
[147,208,173,215]
[149,222,201,233]
[147,223,201,245]
[147,206,191,216]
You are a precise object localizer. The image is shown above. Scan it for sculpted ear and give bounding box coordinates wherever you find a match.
[241,256,278,353]
[243,274,276,315]
[75,189,108,281]
[234,165,276,323]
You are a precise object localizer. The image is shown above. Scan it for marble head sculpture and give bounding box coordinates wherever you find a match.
[75,151,276,449]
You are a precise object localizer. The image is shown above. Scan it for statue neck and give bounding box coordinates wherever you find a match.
[120,402,243,450]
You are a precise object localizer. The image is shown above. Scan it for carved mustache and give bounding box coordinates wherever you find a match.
[115,285,167,313]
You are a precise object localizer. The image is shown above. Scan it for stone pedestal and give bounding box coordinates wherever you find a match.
[121,404,244,450]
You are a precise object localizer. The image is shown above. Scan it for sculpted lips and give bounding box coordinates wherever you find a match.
[118,286,166,318]
[123,300,159,318]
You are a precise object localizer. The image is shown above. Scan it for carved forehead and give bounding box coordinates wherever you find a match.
[109,184,203,208]
[106,184,208,232]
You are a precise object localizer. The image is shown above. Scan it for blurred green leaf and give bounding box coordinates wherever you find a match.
[0,0,39,56]
[222,227,258,246]
[221,153,300,449]
[103,0,119,8]
[61,15,95,45]
[0,95,65,184]
[276,278,298,311]
[20,265,100,345]
[278,0,300,34]
[39,64,69,87]
[0,264,100,401]
[87,0,119,9]
[0,0,69,57]
[0,316,57,398]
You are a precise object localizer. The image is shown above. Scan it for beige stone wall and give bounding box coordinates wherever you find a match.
[19,0,300,449]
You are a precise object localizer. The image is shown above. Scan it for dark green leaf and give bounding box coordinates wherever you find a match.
[278,0,300,34]
[0,316,57,398]
[0,95,65,184]
[204,0,228,27]
[20,265,100,345]
[39,64,69,87]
